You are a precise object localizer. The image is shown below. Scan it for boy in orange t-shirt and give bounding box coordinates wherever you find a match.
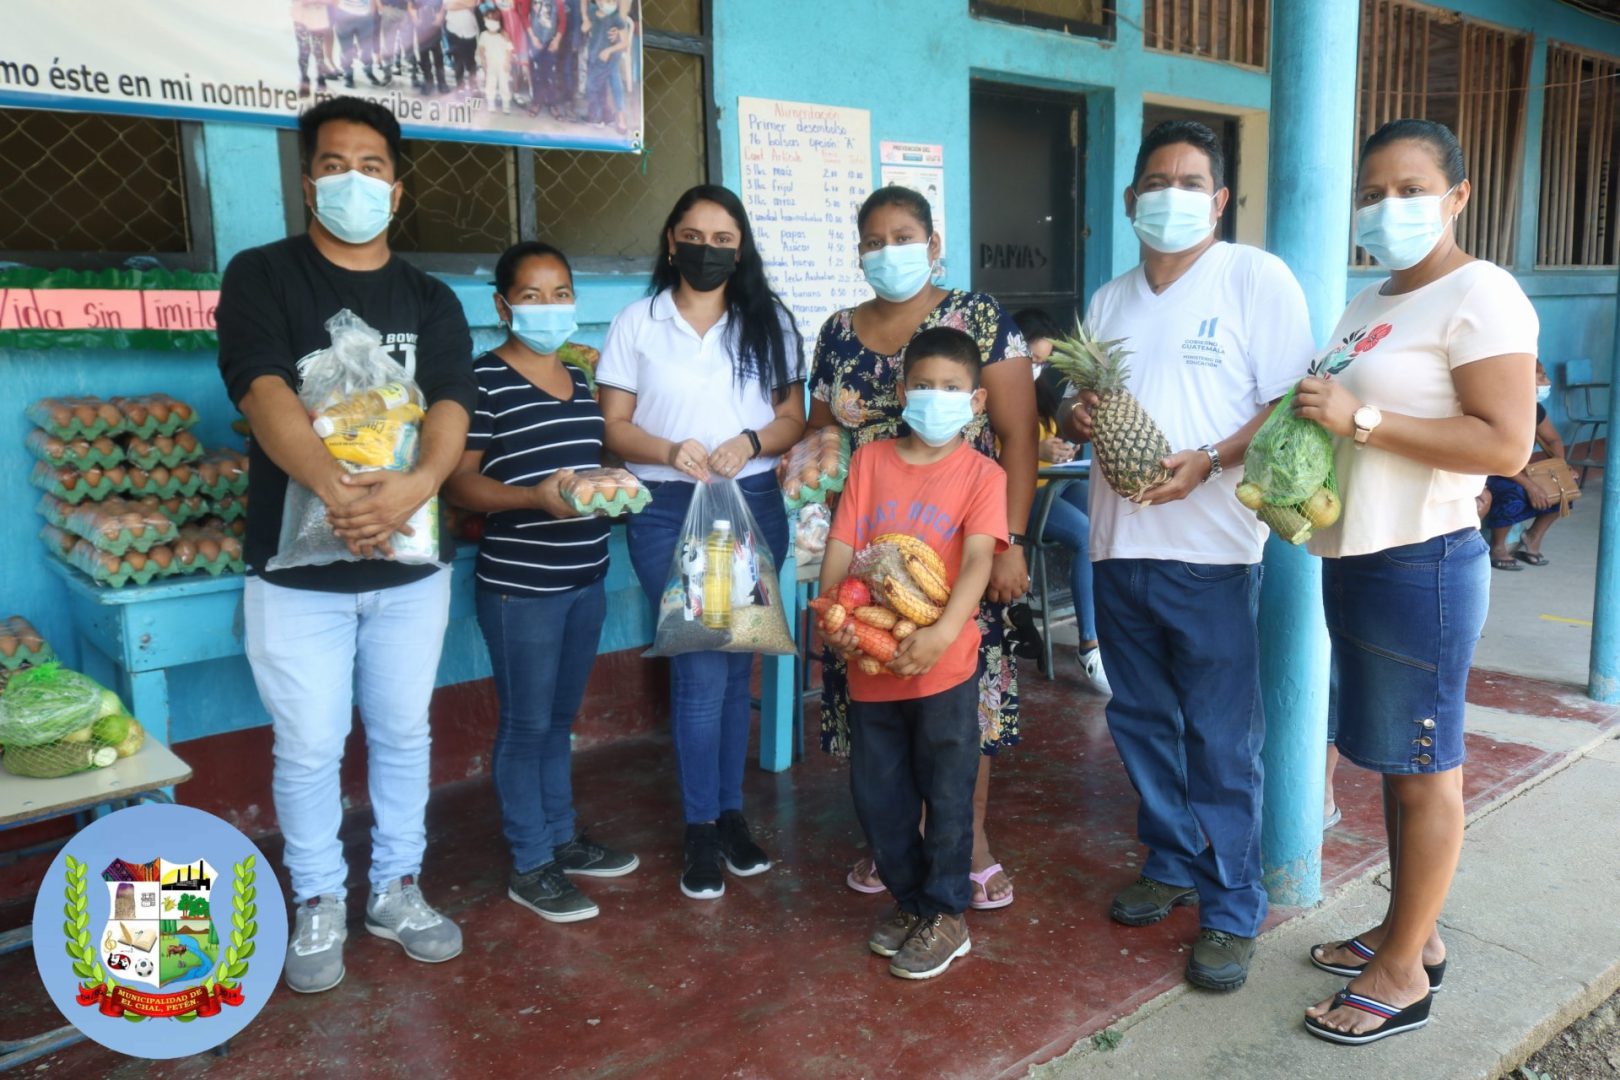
[820,326,1009,980]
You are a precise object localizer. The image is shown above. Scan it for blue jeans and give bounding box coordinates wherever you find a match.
[1030,480,1097,642]
[476,580,606,873]
[243,569,451,903]
[1093,558,1267,937]
[849,674,981,916]
[624,473,789,824]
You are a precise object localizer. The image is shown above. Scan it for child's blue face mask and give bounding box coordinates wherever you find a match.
[901,388,975,447]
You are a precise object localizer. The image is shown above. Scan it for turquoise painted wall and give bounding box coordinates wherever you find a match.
[7,0,1620,740]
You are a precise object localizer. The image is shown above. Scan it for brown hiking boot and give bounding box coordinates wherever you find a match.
[868,906,924,958]
[889,913,971,979]
[1110,875,1197,926]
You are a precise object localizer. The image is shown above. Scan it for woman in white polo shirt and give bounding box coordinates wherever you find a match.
[1293,120,1538,1046]
[598,184,807,902]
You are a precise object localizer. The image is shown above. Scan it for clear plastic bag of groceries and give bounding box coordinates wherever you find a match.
[265,310,440,571]
[643,477,795,658]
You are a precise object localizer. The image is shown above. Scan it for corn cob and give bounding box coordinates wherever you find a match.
[853,605,899,629]
[902,553,951,604]
[1257,504,1313,545]
[808,595,835,615]
[872,533,947,583]
[892,619,918,640]
[881,574,942,626]
[849,621,900,662]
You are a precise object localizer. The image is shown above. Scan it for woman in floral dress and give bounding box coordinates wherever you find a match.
[809,185,1036,907]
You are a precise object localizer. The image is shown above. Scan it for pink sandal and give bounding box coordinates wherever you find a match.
[970,863,1014,910]
[845,858,886,895]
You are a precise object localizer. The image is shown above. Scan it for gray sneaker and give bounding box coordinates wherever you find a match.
[1186,929,1257,991]
[509,863,600,923]
[364,875,463,963]
[285,894,347,994]
[554,833,640,878]
[1110,875,1198,926]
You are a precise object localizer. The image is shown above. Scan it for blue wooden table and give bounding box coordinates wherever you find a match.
[42,531,801,772]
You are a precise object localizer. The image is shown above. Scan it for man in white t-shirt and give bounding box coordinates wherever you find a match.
[1061,120,1314,992]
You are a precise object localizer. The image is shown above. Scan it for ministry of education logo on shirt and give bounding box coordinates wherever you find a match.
[1181,315,1226,368]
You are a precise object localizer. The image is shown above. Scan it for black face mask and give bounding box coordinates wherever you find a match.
[671,241,737,292]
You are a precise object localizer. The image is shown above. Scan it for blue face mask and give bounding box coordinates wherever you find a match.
[1536,383,1552,403]
[1354,186,1457,270]
[901,388,975,447]
[506,302,577,355]
[1131,187,1216,254]
[861,243,933,302]
[312,170,395,244]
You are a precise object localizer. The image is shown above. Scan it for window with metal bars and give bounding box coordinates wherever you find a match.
[1538,43,1620,268]
[367,1,712,271]
[1351,0,1531,268]
[1141,0,1269,69]
[0,109,212,269]
[969,1,1112,40]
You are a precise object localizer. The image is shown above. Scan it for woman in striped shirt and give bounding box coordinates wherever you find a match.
[445,241,638,926]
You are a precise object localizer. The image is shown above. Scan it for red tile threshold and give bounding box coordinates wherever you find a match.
[1,653,1584,1079]
[1468,666,1620,729]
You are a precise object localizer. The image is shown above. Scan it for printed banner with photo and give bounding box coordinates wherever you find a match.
[0,0,644,152]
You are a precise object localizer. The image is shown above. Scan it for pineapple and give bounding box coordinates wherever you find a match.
[1048,325,1173,502]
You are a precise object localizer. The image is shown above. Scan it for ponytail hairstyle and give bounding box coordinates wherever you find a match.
[649,184,802,404]
[1359,118,1467,186]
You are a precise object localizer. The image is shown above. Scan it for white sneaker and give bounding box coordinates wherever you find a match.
[364,875,463,963]
[1080,647,1111,695]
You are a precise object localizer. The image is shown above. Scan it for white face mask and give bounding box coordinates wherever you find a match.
[1354,186,1457,270]
[1131,187,1216,254]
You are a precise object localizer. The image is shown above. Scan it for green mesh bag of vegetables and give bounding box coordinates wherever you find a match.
[0,662,144,777]
[1236,385,1341,545]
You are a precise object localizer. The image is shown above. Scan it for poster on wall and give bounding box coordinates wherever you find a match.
[0,0,644,152]
[737,96,874,341]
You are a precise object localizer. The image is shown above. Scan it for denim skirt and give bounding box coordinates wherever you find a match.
[1323,527,1489,774]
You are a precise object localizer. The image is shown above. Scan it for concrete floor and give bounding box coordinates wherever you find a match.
[3,506,1615,1078]
[1471,490,1599,689]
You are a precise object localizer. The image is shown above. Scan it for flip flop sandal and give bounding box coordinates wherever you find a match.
[1310,937,1447,991]
[1304,987,1434,1045]
[845,860,887,895]
[1323,806,1342,831]
[1490,557,1522,571]
[969,863,1014,910]
[1514,548,1550,566]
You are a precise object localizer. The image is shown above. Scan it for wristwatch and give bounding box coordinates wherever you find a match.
[742,429,762,458]
[1197,444,1222,483]
[1352,405,1383,446]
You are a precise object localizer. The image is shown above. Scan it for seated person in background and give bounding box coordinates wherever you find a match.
[1013,308,1108,694]
[1483,361,1567,570]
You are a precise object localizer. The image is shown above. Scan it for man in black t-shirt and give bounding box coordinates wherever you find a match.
[216,97,475,995]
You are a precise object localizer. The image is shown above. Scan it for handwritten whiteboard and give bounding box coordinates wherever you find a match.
[737,97,873,346]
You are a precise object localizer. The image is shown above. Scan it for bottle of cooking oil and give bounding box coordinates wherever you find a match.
[701,519,733,629]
